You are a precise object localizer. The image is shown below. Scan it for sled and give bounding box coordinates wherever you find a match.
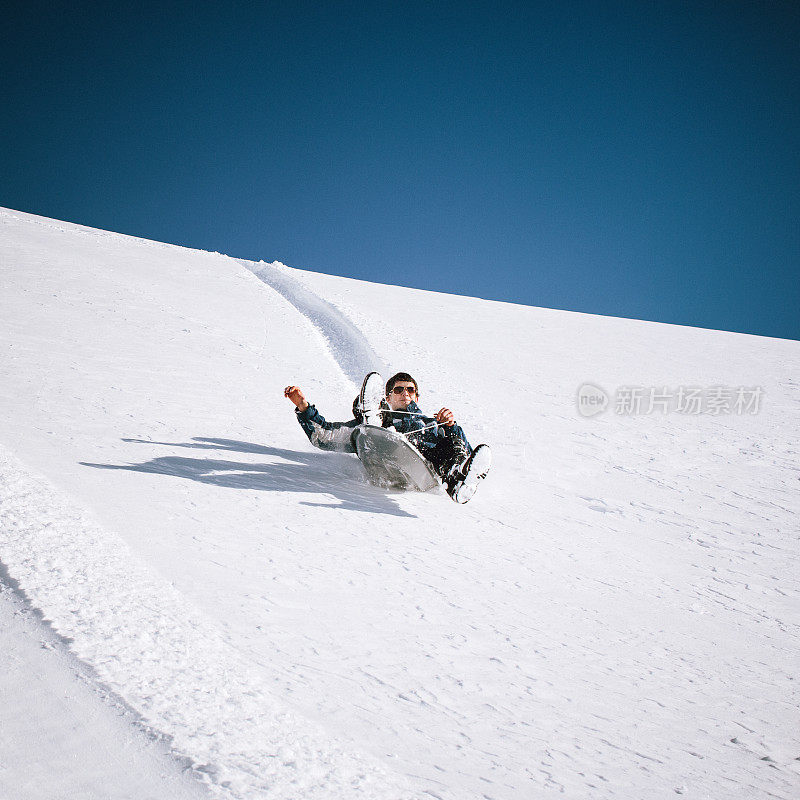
[352,424,441,492]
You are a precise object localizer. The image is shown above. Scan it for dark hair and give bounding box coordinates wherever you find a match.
[385,372,419,397]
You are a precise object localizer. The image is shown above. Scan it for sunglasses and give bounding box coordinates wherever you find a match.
[391,385,417,395]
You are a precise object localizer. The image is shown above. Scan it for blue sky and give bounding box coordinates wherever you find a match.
[3,1,798,340]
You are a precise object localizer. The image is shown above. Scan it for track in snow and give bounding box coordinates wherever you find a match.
[241,259,389,385]
[0,444,416,800]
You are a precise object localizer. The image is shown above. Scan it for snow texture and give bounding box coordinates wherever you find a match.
[0,571,207,800]
[242,258,390,385]
[0,444,413,800]
[1,206,799,800]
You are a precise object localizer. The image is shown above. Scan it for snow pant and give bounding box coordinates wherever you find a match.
[423,433,471,478]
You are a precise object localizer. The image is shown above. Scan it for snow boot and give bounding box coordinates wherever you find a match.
[445,444,492,504]
[358,371,385,426]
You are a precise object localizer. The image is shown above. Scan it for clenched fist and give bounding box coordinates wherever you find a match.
[434,407,456,427]
[284,385,309,412]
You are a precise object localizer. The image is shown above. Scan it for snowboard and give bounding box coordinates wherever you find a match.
[352,424,441,492]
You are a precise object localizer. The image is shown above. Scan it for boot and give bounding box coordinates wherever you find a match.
[358,371,385,426]
[445,444,492,504]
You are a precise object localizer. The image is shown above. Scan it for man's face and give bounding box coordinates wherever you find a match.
[387,381,418,411]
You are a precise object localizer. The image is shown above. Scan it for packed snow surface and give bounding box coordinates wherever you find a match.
[1,207,798,799]
[0,574,208,800]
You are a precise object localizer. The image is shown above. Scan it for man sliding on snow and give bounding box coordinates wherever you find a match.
[284,371,491,503]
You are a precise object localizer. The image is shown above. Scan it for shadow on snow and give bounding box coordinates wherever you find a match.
[80,436,417,517]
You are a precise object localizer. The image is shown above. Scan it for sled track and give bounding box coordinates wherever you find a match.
[0,444,414,800]
[240,259,389,385]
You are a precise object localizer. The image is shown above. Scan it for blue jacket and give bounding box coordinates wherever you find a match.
[295,400,470,456]
[381,400,471,459]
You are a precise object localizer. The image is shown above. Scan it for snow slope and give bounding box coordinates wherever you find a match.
[1,206,798,799]
[0,574,207,800]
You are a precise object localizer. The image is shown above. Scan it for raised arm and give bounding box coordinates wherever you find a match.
[284,385,309,412]
[283,385,356,453]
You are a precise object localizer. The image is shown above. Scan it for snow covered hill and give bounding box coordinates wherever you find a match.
[1,207,798,800]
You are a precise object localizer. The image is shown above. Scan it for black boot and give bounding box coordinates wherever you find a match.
[444,444,492,504]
